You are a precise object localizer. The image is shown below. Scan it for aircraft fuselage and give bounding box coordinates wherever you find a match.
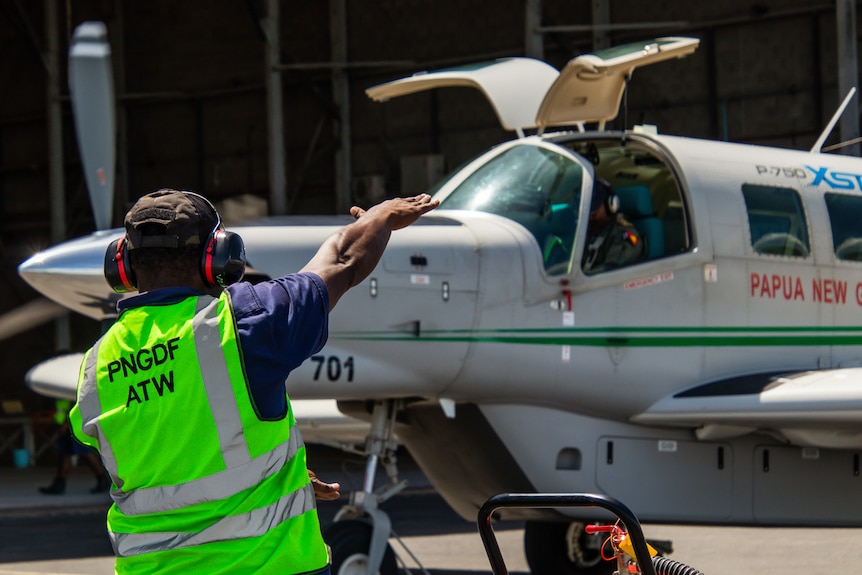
[19,130,862,526]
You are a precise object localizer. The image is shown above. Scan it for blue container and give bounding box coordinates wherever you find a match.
[13,448,30,468]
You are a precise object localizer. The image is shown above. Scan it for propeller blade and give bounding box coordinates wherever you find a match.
[0,298,67,342]
[69,21,115,231]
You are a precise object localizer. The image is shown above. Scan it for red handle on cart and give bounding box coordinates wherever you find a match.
[585,524,625,536]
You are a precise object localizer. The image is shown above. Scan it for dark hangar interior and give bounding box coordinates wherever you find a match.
[0,0,857,421]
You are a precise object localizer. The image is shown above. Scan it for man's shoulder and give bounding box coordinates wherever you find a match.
[227,272,329,320]
[614,213,638,230]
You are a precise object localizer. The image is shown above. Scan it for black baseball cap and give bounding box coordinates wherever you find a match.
[124,189,220,249]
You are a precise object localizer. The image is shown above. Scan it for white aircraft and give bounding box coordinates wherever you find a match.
[17,27,862,574]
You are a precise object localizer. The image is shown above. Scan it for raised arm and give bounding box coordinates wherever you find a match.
[300,193,439,309]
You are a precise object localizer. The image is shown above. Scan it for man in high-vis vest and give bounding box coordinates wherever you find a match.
[70,188,439,574]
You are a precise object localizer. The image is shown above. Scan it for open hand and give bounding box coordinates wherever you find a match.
[350,193,440,230]
[309,469,341,501]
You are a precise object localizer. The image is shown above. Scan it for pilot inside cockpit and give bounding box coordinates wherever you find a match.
[582,178,644,274]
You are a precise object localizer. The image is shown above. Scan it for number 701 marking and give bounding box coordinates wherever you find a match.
[310,355,355,382]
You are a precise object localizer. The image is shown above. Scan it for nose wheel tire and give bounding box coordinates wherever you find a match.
[324,520,399,575]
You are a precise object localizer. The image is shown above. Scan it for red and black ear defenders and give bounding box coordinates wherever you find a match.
[104,192,246,293]
[104,235,136,293]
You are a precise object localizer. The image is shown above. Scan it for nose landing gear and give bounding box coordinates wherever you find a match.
[324,400,406,575]
[325,519,398,575]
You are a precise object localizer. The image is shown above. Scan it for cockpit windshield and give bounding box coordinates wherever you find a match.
[439,144,584,274]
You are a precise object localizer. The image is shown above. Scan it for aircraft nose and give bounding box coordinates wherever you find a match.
[19,230,113,278]
[18,229,124,320]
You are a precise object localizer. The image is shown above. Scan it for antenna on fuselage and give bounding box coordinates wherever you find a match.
[811,87,857,154]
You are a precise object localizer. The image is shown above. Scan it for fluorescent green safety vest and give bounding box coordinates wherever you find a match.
[70,293,329,575]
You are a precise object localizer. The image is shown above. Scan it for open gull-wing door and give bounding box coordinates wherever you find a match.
[366,58,559,134]
[632,368,862,449]
[366,38,699,135]
[536,37,699,129]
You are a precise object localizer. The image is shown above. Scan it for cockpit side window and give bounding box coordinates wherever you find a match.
[565,139,690,275]
[438,144,584,274]
[742,184,810,258]
[825,193,862,261]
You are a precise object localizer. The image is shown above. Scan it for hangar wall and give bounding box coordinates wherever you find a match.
[0,0,856,412]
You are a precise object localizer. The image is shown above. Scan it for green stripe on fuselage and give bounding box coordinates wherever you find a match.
[332,326,862,347]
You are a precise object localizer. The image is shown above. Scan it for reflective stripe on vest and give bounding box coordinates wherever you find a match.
[191,297,249,468]
[112,424,303,515]
[112,482,316,557]
[74,293,325,568]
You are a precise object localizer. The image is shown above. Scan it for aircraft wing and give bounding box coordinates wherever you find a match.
[632,368,862,449]
[25,353,368,447]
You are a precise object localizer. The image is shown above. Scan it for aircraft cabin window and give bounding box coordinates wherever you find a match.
[825,193,862,261]
[742,184,810,258]
[438,144,584,274]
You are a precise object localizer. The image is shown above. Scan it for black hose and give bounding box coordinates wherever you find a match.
[652,555,705,575]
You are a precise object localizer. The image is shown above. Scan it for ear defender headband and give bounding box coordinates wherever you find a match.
[104,191,247,293]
